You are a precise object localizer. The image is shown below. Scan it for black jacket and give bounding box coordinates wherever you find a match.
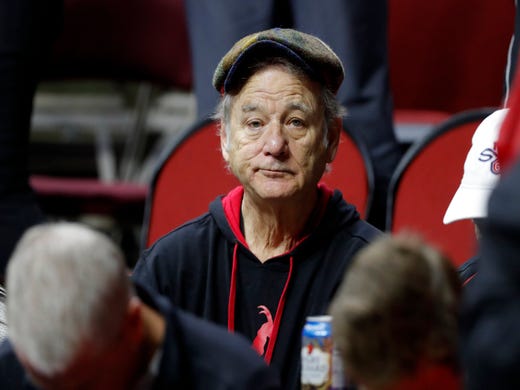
[133,185,380,389]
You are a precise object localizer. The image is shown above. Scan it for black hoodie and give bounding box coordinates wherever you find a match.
[132,185,380,390]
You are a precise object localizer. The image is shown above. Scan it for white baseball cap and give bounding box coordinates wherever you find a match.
[443,109,508,224]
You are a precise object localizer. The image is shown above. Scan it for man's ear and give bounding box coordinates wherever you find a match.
[220,121,230,162]
[326,117,342,163]
[123,296,143,345]
[127,296,142,328]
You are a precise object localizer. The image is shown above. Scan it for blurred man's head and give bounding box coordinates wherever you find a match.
[6,222,146,389]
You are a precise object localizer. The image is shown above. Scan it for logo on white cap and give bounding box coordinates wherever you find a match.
[477,144,500,175]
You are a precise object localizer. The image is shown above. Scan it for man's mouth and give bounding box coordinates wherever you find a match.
[258,168,290,177]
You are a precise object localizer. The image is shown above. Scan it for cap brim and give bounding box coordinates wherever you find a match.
[443,186,492,224]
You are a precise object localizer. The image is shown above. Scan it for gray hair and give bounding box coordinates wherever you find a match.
[213,57,345,152]
[6,222,131,376]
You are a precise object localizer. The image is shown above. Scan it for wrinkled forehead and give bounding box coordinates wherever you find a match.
[229,65,324,114]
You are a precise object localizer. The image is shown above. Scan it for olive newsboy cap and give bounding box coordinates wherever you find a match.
[212,28,344,95]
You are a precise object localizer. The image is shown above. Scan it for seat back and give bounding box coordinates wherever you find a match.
[142,118,374,248]
[386,108,497,266]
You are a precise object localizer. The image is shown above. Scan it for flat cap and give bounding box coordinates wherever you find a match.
[213,28,344,95]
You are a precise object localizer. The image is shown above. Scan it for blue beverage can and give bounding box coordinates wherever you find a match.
[301,315,347,390]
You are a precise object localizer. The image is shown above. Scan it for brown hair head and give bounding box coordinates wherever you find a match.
[329,232,461,388]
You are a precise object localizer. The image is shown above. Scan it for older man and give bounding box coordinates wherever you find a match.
[132,28,380,389]
[0,222,279,389]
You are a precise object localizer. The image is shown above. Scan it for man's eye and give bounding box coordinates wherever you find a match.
[289,118,304,127]
[248,120,262,129]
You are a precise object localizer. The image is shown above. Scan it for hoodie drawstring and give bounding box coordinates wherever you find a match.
[227,243,239,332]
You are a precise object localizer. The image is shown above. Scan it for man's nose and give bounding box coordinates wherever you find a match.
[262,123,288,156]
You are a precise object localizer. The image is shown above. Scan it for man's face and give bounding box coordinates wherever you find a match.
[222,65,338,203]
